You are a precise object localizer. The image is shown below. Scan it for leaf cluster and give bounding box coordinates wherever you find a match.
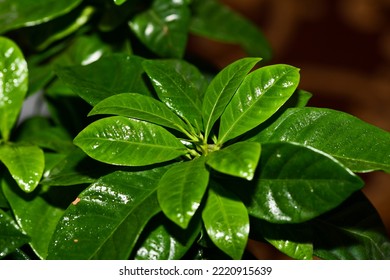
[0,0,389,260]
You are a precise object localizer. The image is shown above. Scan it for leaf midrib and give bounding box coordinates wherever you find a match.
[219,68,295,144]
[89,186,160,259]
[151,66,202,118]
[332,155,390,172]
[203,62,254,137]
[91,105,184,131]
[211,190,241,257]
[79,136,185,151]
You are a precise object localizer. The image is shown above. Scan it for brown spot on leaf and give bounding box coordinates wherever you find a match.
[72,197,81,205]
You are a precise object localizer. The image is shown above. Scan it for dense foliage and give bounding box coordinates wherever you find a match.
[0,0,389,260]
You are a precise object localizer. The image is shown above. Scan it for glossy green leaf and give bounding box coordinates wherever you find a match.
[74,116,187,166]
[245,88,313,138]
[202,57,261,139]
[55,54,150,106]
[2,176,64,259]
[134,213,201,260]
[129,0,190,58]
[250,217,313,260]
[240,89,313,143]
[218,65,300,144]
[250,107,390,173]
[313,192,390,259]
[190,0,272,60]
[158,157,209,229]
[0,143,44,193]
[143,59,207,130]
[292,90,312,108]
[0,208,30,258]
[207,142,261,180]
[0,0,82,34]
[0,37,28,141]
[89,93,189,133]
[47,168,166,259]
[240,142,363,223]
[202,183,249,260]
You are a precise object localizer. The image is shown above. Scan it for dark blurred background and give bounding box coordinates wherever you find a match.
[188,0,390,236]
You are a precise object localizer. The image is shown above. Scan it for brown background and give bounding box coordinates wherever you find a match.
[189,0,390,258]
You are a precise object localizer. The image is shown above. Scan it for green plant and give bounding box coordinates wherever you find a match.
[1,0,390,260]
